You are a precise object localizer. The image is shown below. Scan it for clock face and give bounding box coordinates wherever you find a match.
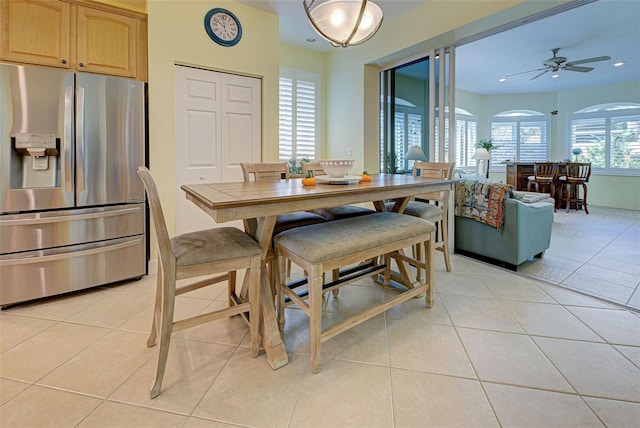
[204,8,242,47]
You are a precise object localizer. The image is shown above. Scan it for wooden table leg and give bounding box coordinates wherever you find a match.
[258,267,289,369]
[253,215,289,369]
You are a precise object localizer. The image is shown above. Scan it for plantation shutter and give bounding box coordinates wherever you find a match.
[571,117,605,168]
[279,69,319,162]
[519,121,547,162]
[279,77,293,160]
[295,80,317,159]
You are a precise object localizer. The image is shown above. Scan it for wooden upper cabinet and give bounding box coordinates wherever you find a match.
[76,6,136,77]
[0,0,71,68]
[0,0,147,81]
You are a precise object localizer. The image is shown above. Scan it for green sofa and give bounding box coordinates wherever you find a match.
[454,181,554,270]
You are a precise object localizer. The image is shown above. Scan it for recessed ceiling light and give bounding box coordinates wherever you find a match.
[551,74,560,79]
[306,37,316,43]
[613,61,625,67]
[498,78,507,82]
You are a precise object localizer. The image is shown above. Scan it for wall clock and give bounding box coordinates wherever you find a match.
[204,8,242,47]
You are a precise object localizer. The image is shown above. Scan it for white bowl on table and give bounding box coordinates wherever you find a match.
[319,159,355,178]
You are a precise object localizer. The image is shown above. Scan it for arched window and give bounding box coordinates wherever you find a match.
[570,103,640,175]
[490,110,549,169]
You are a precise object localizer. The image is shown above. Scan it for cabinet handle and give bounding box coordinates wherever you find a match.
[79,63,85,67]
[61,59,67,64]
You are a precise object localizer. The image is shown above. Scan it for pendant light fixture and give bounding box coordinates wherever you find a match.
[303,0,383,47]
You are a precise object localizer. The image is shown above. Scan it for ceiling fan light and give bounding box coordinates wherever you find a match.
[551,73,560,78]
[613,61,625,67]
[498,77,507,82]
[304,0,383,47]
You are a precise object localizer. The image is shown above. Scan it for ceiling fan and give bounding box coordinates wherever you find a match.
[506,48,611,80]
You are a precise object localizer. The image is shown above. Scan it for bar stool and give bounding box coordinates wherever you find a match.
[385,161,455,272]
[137,167,262,398]
[301,161,376,221]
[527,162,558,212]
[241,162,327,283]
[558,162,591,214]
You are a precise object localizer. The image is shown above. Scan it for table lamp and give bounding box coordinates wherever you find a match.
[472,148,491,179]
[572,147,582,161]
[405,145,427,161]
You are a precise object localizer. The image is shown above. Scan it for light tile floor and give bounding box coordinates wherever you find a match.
[1,214,640,427]
[518,206,640,310]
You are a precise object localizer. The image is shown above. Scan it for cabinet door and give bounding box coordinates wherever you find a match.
[0,0,70,68]
[76,6,136,78]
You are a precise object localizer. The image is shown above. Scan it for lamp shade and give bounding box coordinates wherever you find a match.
[472,148,491,160]
[405,145,427,161]
[304,0,383,47]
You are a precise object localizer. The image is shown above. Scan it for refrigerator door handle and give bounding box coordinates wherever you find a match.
[0,239,141,266]
[64,84,74,193]
[76,86,86,193]
[0,206,141,226]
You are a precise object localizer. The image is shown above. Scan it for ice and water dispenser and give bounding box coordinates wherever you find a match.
[11,133,61,189]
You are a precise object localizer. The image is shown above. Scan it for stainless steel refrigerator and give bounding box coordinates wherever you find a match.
[0,63,147,307]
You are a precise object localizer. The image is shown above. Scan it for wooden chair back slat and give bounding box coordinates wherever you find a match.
[241,162,290,182]
[301,161,325,177]
[566,162,591,181]
[412,161,455,202]
[534,162,558,179]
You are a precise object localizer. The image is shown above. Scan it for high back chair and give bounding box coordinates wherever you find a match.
[241,161,290,182]
[527,162,558,211]
[301,161,375,221]
[301,161,325,178]
[240,162,327,282]
[559,162,591,214]
[138,167,262,398]
[387,161,455,272]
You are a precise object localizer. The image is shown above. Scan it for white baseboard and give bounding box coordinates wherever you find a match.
[148,258,158,275]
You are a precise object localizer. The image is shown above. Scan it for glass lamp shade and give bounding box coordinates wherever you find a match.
[304,0,383,47]
[405,145,428,161]
[472,148,491,160]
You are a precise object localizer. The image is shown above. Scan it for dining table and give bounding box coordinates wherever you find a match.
[181,172,455,370]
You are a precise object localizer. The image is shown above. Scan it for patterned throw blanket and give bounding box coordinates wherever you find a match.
[454,180,514,230]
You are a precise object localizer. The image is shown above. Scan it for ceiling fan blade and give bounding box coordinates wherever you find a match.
[530,69,549,80]
[566,55,611,66]
[564,65,594,72]
[505,68,545,78]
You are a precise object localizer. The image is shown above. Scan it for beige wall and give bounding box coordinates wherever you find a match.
[147,0,279,242]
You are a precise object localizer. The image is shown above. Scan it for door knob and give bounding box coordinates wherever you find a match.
[200,175,206,180]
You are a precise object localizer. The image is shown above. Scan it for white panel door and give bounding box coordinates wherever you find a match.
[221,73,261,182]
[174,65,261,234]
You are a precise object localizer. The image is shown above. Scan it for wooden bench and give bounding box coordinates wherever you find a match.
[274,211,436,373]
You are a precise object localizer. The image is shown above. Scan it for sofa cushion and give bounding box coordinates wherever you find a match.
[513,191,554,204]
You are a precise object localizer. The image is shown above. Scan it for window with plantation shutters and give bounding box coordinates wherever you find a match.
[279,68,319,163]
[490,110,548,170]
[434,108,478,168]
[569,104,640,174]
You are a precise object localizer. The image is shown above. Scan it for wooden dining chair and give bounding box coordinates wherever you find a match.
[241,162,327,282]
[558,162,591,214]
[386,161,455,272]
[138,167,262,399]
[301,161,376,221]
